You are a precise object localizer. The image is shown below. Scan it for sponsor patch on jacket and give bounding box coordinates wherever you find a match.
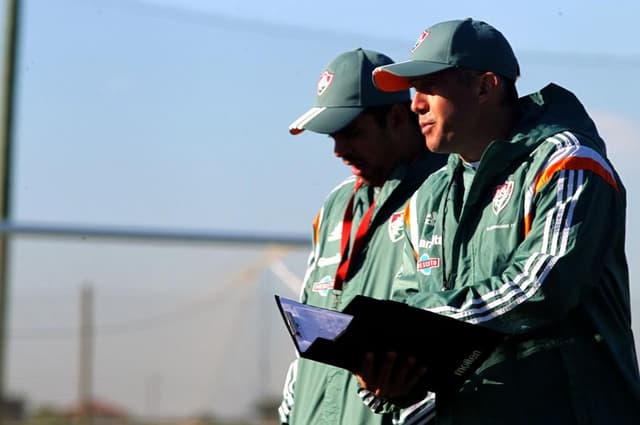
[388,211,405,243]
[419,234,442,249]
[424,212,438,226]
[317,70,334,96]
[417,254,440,275]
[492,180,514,215]
[312,275,334,296]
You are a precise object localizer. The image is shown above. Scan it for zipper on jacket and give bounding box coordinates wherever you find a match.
[441,201,449,290]
[441,164,463,290]
[331,290,342,309]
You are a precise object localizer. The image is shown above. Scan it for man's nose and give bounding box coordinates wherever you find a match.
[333,137,349,157]
[411,93,429,115]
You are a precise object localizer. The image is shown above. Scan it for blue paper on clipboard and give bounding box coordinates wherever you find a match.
[276,295,353,352]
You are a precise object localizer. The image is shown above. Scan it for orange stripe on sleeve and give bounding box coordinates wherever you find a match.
[312,212,320,245]
[524,213,533,237]
[403,201,411,229]
[534,157,618,194]
[524,156,618,237]
[403,202,419,260]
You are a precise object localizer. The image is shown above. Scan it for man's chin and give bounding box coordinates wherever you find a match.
[352,170,369,185]
[351,166,362,176]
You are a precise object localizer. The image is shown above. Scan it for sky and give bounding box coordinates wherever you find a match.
[4,0,640,421]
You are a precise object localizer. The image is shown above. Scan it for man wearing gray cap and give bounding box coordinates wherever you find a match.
[279,48,444,424]
[355,18,640,424]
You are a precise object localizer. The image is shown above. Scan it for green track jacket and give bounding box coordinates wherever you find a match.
[279,151,445,425]
[395,84,640,425]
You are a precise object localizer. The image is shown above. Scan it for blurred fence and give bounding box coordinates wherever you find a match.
[5,232,309,424]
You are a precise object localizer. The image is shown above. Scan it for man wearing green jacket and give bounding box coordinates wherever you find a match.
[357,18,640,424]
[279,48,445,424]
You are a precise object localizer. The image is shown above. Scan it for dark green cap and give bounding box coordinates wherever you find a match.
[373,19,520,92]
[289,48,410,135]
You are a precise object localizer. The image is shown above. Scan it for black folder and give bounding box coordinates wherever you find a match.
[275,294,505,393]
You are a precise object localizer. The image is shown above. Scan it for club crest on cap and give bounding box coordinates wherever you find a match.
[317,70,334,96]
[411,30,430,53]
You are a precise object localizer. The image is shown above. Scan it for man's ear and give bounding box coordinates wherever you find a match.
[477,72,500,104]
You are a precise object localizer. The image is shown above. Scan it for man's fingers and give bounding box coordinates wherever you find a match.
[355,352,375,390]
[406,363,428,391]
[362,352,374,377]
[397,355,417,388]
[353,352,426,399]
[373,351,397,397]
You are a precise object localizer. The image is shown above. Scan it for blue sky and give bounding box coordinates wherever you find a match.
[141,0,640,56]
[6,0,640,420]
[12,0,640,233]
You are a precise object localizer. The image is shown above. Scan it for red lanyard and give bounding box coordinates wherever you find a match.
[333,180,376,291]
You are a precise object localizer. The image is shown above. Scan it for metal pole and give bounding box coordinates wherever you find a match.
[0,0,19,422]
[78,284,94,425]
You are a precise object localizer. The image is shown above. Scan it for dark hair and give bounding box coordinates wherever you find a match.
[453,68,519,106]
[453,68,484,86]
[500,77,519,105]
[363,102,418,129]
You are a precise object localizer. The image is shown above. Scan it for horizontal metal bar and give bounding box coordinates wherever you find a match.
[0,220,310,247]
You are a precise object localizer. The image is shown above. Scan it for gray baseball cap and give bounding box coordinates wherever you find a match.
[373,19,520,92]
[289,48,410,135]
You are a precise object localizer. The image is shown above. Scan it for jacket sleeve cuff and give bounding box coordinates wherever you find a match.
[356,387,401,415]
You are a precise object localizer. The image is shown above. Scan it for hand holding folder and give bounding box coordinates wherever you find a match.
[275,294,505,394]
